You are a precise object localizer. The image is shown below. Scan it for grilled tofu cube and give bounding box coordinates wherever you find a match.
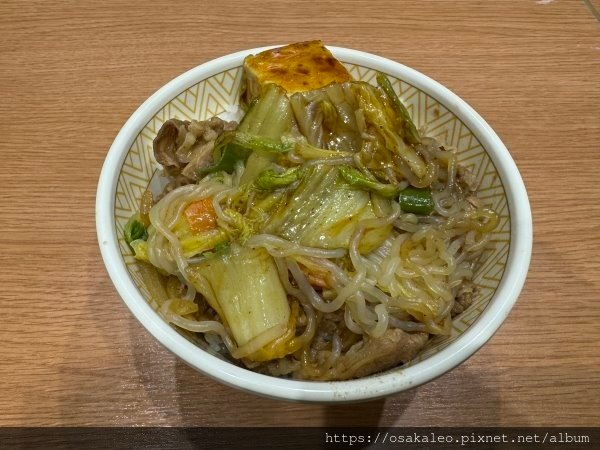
[243,40,353,102]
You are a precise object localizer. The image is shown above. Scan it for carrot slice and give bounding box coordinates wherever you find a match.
[184,198,217,233]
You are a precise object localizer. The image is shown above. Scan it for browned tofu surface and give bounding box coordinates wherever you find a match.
[243,40,353,97]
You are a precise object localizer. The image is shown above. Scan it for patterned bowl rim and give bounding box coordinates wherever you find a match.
[96,45,532,402]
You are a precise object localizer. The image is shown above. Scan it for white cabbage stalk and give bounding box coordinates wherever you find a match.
[187,245,290,357]
[265,165,391,253]
[238,84,295,185]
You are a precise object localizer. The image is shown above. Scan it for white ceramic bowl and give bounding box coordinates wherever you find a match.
[96,46,532,402]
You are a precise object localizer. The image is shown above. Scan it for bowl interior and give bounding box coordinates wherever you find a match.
[113,61,510,372]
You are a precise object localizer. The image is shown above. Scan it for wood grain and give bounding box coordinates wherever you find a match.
[1,0,599,427]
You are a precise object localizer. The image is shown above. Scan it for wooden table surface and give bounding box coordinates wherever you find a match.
[1,0,599,428]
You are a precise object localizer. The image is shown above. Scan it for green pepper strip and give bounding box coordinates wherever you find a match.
[376,73,421,145]
[198,132,294,177]
[338,166,400,199]
[399,186,434,215]
[255,167,301,191]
